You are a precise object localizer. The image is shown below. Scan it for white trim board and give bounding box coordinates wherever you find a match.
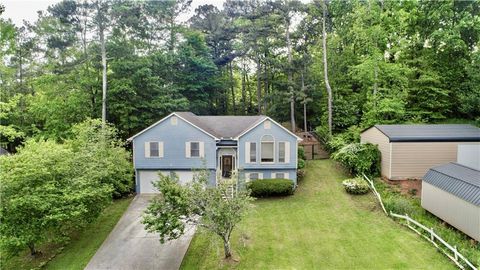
[234,117,302,141]
[127,112,219,141]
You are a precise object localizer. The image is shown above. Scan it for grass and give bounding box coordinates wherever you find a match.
[1,197,133,270]
[181,160,455,269]
[374,179,480,267]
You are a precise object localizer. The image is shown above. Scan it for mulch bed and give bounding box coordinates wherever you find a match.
[381,177,422,198]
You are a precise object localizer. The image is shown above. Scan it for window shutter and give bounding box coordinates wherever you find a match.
[185,142,191,158]
[284,172,289,179]
[245,173,250,182]
[145,142,150,157]
[258,173,263,179]
[245,142,250,163]
[199,142,205,158]
[159,142,164,158]
[285,141,290,163]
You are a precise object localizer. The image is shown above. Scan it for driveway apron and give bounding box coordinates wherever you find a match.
[85,195,195,270]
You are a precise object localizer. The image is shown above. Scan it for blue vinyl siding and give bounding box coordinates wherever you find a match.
[238,120,298,170]
[133,115,216,170]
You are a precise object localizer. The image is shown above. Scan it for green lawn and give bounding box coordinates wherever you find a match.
[181,160,454,269]
[1,197,133,270]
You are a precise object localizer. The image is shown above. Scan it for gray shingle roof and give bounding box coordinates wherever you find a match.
[175,112,266,138]
[423,162,480,206]
[374,124,480,142]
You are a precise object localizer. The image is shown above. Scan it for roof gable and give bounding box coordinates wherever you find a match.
[368,124,480,142]
[234,117,302,141]
[423,162,480,206]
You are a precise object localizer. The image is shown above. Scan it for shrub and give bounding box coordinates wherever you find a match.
[332,143,380,176]
[298,147,306,160]
[383,195,419,216]
[298,159,306,169]
[342,178,369,195]
[297,169,306,180]
[247,179,294,197]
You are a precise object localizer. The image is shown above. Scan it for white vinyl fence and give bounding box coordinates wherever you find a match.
[362,174,478,270]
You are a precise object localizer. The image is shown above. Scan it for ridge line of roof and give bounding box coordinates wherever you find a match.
[429,162,480,188]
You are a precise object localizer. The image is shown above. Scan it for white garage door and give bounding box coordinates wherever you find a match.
[138,170,195,193]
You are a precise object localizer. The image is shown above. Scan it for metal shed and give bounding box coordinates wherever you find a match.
[421,163,480,241]
[360,124,480,180]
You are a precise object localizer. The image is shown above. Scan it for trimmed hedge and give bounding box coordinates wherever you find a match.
[247,179,294,197]
[342,178,369,195]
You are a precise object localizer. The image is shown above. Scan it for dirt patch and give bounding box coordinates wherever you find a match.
[382,177,422,198]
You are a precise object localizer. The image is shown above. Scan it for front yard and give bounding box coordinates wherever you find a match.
[1,197,133,270]
[181,160,454,269]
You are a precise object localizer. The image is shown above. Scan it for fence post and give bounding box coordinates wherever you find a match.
[406,214,410,226]
[454,246,458,261]
[430,228,434,242]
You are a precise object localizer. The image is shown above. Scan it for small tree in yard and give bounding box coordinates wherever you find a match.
[142,171,253,259]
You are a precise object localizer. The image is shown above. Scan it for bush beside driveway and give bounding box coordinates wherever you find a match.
[181,160,455,269]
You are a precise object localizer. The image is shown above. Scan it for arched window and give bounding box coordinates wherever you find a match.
[261,135,274,163]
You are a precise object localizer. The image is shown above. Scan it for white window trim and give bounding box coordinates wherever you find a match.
[245,172,263,182]
[145,141,164,158]
[186,141,204,158]
[278,141,290,163]
[273,172,289,179]
[260,135,275,164]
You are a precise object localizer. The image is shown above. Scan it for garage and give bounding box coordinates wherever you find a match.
[137,170,195,193]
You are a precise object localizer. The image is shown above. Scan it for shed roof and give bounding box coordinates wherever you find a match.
[0,147,9,155]
[370,124,480,142]
[423,162,480,206]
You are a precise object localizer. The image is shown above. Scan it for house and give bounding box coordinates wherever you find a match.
[421,163,480,241]
[128,112,301,193]
[360,124,480,180]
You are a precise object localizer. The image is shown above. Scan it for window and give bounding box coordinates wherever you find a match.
[278,142,286,163]
[261,135,274,163]
[249,173,259,180]
[250,142,257,162]
[150,142,159,157]
[275,172,285,179]
[190,142,200,157]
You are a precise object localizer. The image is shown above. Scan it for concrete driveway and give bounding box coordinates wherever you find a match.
[85,195,195,270]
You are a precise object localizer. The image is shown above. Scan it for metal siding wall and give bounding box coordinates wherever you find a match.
[421,182,480,241]
[238,122,298,170]
[391,142,458,179]
[133,115,216,169]
[457,143,480,170]
[360,127,391,179]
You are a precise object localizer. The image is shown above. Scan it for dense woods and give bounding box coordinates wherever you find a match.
[1,0,479,151]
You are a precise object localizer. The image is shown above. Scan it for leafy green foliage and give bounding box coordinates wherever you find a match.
[332,143,380,176]
[142,171,253,258]
[342,178,369,195]
[297,159,306,169]
[0,140,112,257]
[247,179,295,197]
[67,119,133,197]
[0,119,132,257]
[298,146,306,160]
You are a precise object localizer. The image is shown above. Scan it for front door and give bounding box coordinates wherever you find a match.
[222,155,233,178]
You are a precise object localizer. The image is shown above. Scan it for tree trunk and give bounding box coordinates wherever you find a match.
[241,62,246,115]
[28,242,37,256]
[256,53,262,115]
[223,238,232,258]
[301,69,307,132]
[322,1,333,135]
[285,15,295,132]
[264,59,268,113]
[246,72,253,113]
[229,62,236,114]
[98,3,107,128]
